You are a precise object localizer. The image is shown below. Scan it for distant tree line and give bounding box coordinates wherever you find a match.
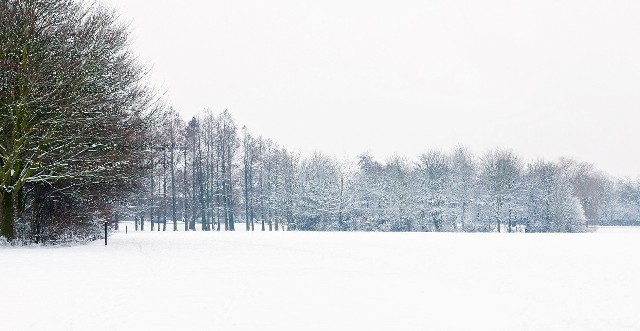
[136,109,640,234]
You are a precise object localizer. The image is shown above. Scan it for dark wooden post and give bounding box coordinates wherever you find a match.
[104,221,108,245]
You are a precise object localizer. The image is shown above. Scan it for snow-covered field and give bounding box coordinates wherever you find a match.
[2,226,639,331]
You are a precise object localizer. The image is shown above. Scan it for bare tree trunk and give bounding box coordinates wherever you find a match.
[199,133,206,231]
[227,175,235,231]
[205,129,211,231]
[30,188,41,242]
[216,162,222,231]
[243,132,251,231]
[191,133,198,231]
[0,190,15,240]
[162,149,167,231]
[171,135,177,231]
[216,210,221,231]
[150,158,155,232]
[184,144,188,231]
[221,142,229,231]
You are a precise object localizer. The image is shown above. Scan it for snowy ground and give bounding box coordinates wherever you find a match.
[2,226,640,331]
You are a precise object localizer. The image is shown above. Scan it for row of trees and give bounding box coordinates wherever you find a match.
[136,110,640,234]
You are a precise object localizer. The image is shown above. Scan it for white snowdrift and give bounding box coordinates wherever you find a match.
[1,226,639,330]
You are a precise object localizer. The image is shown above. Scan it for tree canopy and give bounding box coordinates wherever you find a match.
[0,0,161,242]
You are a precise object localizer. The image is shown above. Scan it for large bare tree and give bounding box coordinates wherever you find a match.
[0,0,160,241]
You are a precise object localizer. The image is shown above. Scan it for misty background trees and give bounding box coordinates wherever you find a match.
[134,108,640,236]
[2,0,639,244]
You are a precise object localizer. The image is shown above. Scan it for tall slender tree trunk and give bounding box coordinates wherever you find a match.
[227,178,235,231]
[150,159,155,231]
[227,147,235,231]
[171,142,177,231]
[204,134,210,231]
[199,143,206,232]
[216,208,221,231]
[244,151,251,231]
[162,149,167,231]
[191,145,197,231]
[199,169,206,232]
[216,167,221,231]
[184,145,188,231]
[200,179,207,231]
[221,146,228,231]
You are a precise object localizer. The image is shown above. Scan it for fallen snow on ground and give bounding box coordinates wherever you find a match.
[2,226,639,331]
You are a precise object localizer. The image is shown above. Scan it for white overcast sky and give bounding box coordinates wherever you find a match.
[103,0,640,177]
